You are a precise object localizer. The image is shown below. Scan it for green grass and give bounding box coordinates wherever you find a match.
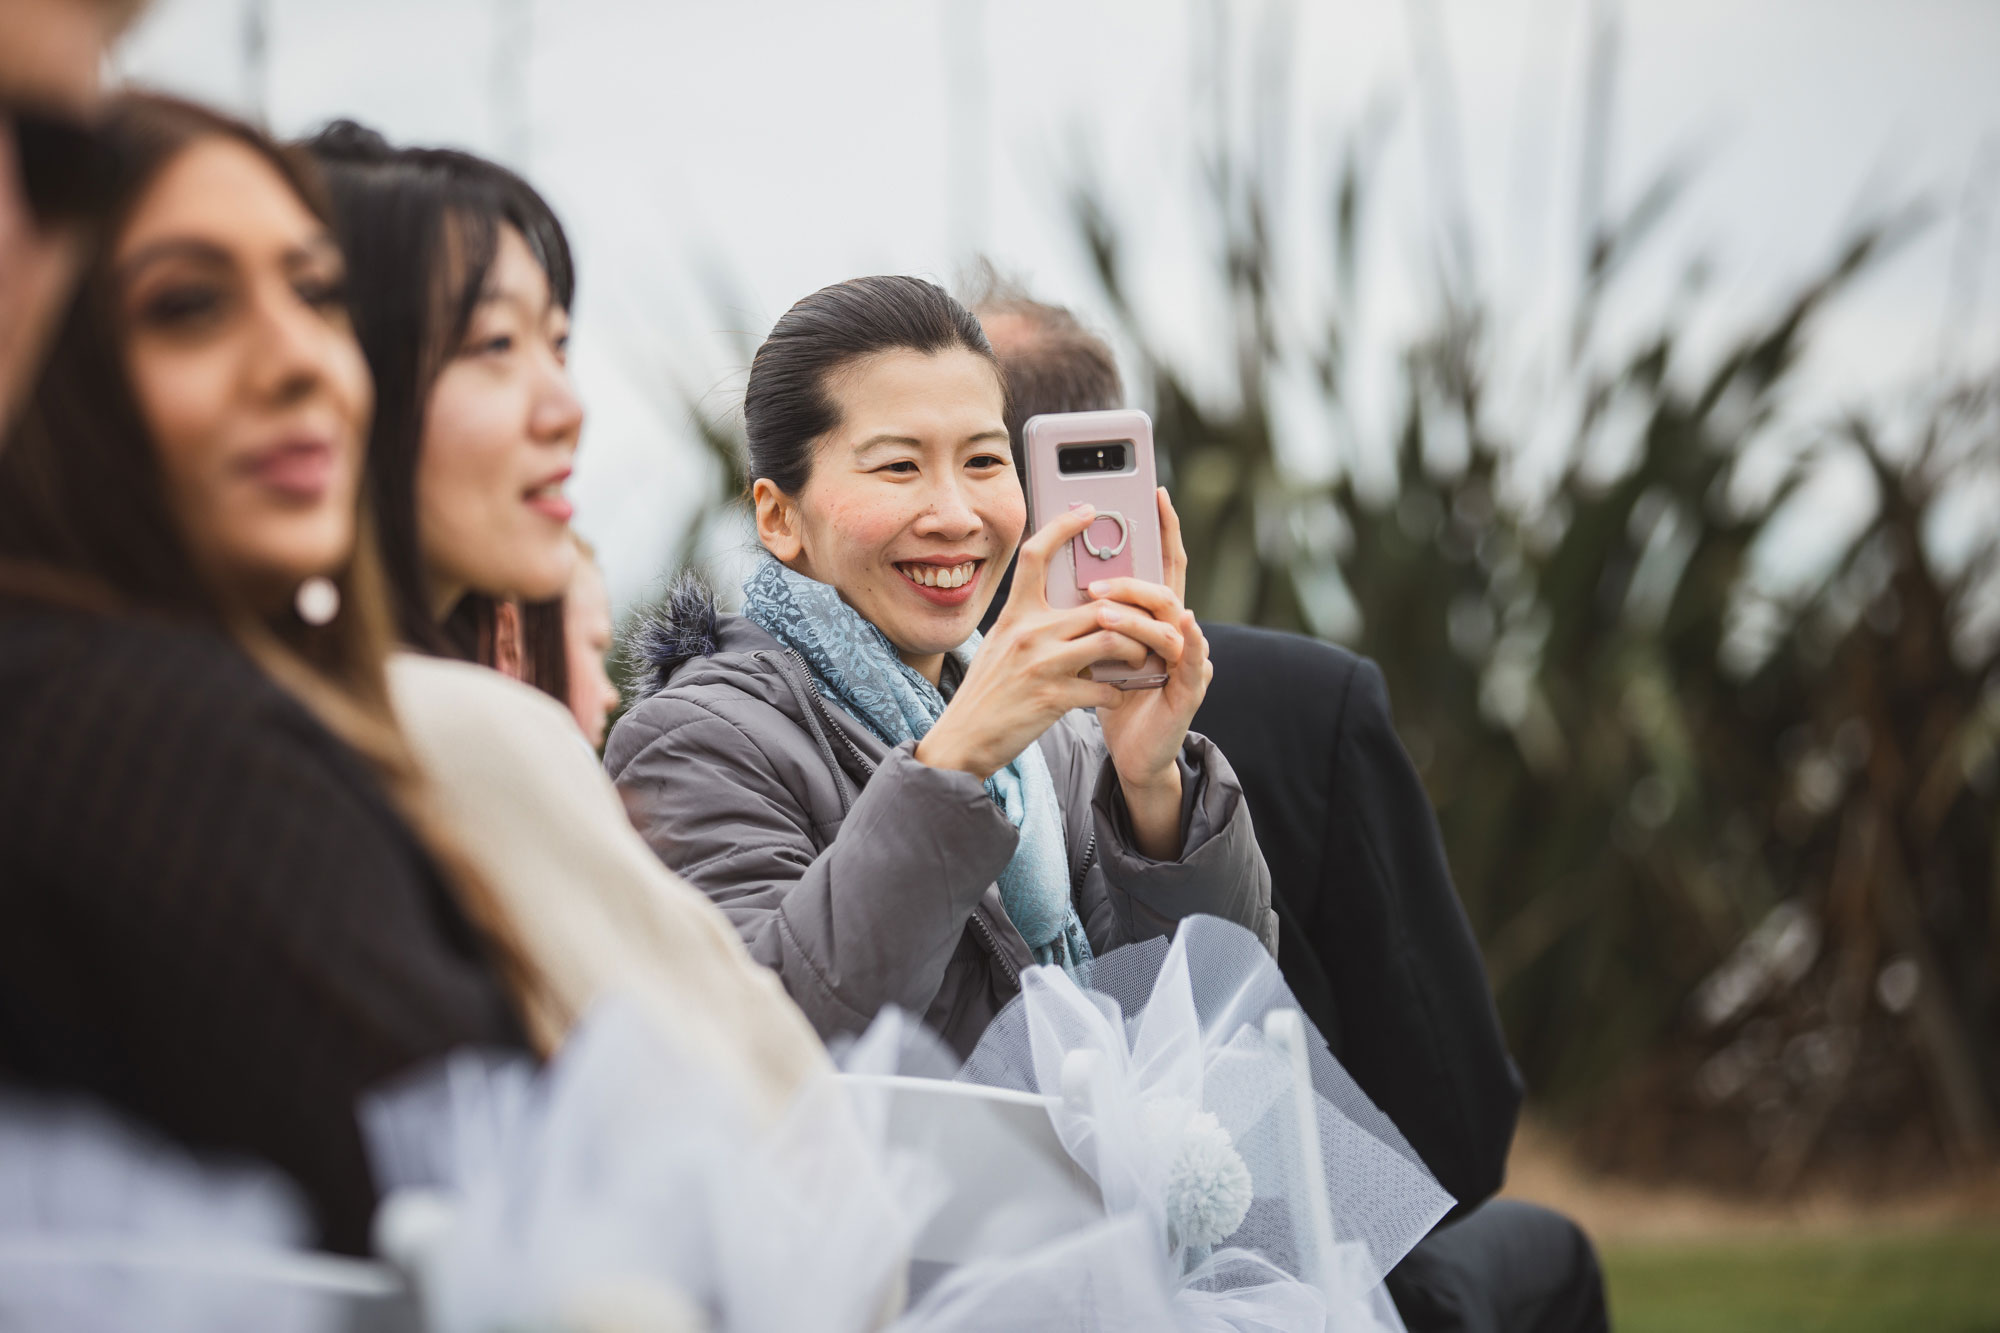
[1604,1226,2000,1333]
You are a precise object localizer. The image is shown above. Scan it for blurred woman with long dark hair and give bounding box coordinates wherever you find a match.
[300,122,827,1110]
[0,93,535,1254]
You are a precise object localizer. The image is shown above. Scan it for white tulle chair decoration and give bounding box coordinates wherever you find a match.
[0,1084,413,1333]
[362,1001,945,1333]
[955,914,1457,1331]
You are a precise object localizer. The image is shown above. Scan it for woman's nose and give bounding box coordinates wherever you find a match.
[914,479,980,537]
[531,362,585,446]
[247,287,334,404]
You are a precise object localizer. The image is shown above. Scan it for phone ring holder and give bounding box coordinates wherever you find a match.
[1081,510,1130,560]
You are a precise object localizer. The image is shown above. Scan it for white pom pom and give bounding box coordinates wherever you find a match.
[372,1187,458,1277]
[1146,1103,1254,1250]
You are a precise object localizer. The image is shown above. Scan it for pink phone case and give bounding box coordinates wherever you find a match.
[1024,409,1169,689]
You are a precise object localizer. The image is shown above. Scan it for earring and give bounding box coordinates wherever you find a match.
[294,575,341,626]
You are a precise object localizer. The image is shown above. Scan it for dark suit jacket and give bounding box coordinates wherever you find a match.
[0,607,527,1253]
[1194,622,1521,1214]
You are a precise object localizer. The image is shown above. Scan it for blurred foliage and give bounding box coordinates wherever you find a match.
[1071,7,2000,1190]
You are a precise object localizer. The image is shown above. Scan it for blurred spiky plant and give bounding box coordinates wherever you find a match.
[1068,2,1999,1188]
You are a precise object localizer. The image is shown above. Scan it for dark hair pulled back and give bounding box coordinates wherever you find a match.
[744,275,1003,495]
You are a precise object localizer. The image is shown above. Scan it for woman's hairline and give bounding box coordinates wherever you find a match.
[757,342,1010,496]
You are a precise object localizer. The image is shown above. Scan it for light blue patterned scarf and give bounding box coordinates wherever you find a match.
[742,553,1093,971]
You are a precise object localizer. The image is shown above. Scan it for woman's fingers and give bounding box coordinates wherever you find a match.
[1064,678,1130,712]
[1006,504,1096,617]
[1093,603,1184,664]
[1159,609,1212,710]
[1158,487,1188,603]
[1036,599,1183,664]
[1084,575,1181,621]
[1039,600,1126,644]
[1051,628,1155,675]
[1179,609,1211,685]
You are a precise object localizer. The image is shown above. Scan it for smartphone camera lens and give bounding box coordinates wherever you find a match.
[1058,440,1130,474]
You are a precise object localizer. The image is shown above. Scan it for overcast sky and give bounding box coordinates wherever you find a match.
[113,0,2000,612]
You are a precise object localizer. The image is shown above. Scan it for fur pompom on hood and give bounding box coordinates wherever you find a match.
[624,573,722,696]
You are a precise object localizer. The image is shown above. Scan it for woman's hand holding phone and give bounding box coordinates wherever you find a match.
[921,488,1208,865]
[1089,488,1210,860]
[915,504,1183,782]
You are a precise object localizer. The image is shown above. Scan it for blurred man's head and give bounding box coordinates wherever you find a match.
[0,0,140,430]
[965,267,1125,629]
[967,267,1123,453]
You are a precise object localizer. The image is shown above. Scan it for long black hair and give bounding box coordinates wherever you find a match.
[302,120,575,696]
[744,275,1004,494]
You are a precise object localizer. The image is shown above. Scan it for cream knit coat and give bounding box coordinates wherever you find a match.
[388,653,829,1121]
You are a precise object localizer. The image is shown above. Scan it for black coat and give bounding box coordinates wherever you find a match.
[1193,622,1521,1215]
[0,607,526,1254]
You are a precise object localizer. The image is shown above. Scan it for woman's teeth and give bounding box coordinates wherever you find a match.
[899,561,977,590]
[527,482,565,501]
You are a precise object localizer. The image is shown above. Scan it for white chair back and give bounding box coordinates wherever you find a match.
[834,1072,1104,1267]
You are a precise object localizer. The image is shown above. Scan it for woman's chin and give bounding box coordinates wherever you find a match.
[879,607,979,659]
[216,532,351,601]
[500,549,579,604]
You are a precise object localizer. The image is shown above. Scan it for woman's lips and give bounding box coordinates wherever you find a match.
[526,491,574,523]
[525,470,573,523]
[896,559,981,608]
[242,438,334,501]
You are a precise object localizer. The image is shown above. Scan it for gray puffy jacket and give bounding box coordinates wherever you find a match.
[605,590,1277,1056]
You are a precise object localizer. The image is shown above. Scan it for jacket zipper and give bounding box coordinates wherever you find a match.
[970,909,1021,991]
[1073,828,1099,899]
[794,656,876,777]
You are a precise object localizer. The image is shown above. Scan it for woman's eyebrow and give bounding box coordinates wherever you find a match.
[476,282,530,309]
[854,433,924,454]
[964,429,1010,445]
[280,234,343,271]
[114,237,231,283]
[476,282,569,329]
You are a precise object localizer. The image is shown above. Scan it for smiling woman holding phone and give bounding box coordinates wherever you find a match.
[609,274,1275,1055]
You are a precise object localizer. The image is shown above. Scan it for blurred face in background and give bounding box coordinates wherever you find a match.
[418,223,580,614]
[116,136,371,609]
[563,552,619,748]
[0,0,126,431]
[757,347,1020,662]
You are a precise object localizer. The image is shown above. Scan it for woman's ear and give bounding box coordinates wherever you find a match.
[752,478,805,565]
[493,600,525,679]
